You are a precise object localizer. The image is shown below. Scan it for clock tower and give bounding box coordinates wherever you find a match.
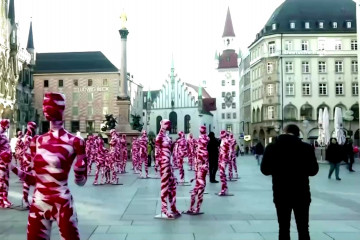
[208,7,241,136]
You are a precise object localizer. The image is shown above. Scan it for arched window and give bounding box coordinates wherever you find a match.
[350,104,359,121]
[252,109,256,123]
[257,108,261,122]
[284,104,297,120]
[184,115,191,134]
[317,104,330,120]
[300,104,313,120]
[333,104,347,119]
[169,112,177,134]
[156,116,162,134]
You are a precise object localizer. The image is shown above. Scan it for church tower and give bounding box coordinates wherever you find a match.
[26,21,36,67]
[209,7,240,136]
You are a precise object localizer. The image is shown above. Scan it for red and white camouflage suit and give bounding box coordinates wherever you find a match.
[85,135,95,175]
[93,136,106,185]
[120,134,127,173]
[0,119,12,208]
[14,131,24,167]
[187,133,196,171]
[227,133,235,181]
[218,130,230,195]
[11,92,87,240]
[109,130,119,183]
[155,119,180,218]
[103,147,111,184]
[22,121,37,208]
[138,130,149,178]
[176,131,187,183]
[154,139,160,177]
[172,140,179,169]
[188,126,209,213]
[229,133,238,179]
[131,137,139,173]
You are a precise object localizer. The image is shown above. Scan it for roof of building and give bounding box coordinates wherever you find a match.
[250,0,356,47]
[184,82,211,98]
[218,49,238,69]
[143,90,160,109]
[35,51,118,74]
[27,22,34,50]
[222,7,235,38]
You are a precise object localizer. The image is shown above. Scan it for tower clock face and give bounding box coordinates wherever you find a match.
[224,92,233,108]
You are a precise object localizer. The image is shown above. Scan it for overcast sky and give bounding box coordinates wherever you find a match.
[15,0,285,90]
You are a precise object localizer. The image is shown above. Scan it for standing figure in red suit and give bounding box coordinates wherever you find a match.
[10,92,87,240]
[176,131,187,183]
[109,130,119,183]
[120,134,127,173]
[14,131,24,167]
[85,135,95,175]
[228,133,236,181]
[22,121,37,208]
[218,130,230,196]
[187,125,209,214]
[229,133,238,179]
[187,133,196,171]
[93,136,106,185]
[0,119,12,208]
[155,119,181,218]
[131,137,139,173]
[138,130,149,178]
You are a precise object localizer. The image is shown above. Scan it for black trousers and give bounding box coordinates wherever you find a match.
[275,201,310,240]
[348,154,354,171]
[209,158,218,181]
[147,155,152,167]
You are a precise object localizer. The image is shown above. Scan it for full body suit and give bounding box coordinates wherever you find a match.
[93,136,106,185]
[187,126,209,213]
[109,130,119,183]
[11,92,87,240]
[218,130,230,195]
[85,135,96,175]
[15,131,24,167]
[22,122,37,208]
[176,131,187,182]
[155,119,180,218]
[138,130,148,178]
[187,133,196,171]
[0,119,12,208]
[228,134,238,179]
[120,134,127,173]
[131,137,139,173]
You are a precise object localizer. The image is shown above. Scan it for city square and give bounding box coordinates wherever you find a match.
[0,156,360,240]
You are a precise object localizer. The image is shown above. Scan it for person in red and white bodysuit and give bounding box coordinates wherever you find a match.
[218,130,230,196]
[11,92,87,240]
[0,119,12,208]
[138,130,149,178]
[14,131,24,166]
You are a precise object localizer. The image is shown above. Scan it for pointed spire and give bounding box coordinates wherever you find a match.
[8,0,15,24]
[27,21,34,50]
[147,89,151,101]
[214,50,219,60]
[170,55,175,84]
[222,7,235,38]
[198,82,202,99]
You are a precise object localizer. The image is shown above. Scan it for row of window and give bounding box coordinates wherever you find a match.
[72,92,110,102]
[156,114,191,134]
[44,79,109,88]
[72,106,109,116]
[222,102,236,109]
[274,20,354,31]
[221,112,237,119]
[281,60,358,74]
[69,120,95,133]
[221,79,236,86]
[284,82,358,96]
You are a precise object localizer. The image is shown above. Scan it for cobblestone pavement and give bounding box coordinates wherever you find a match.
[1,155,360,240]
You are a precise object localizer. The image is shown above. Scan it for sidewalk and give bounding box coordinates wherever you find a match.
[1,155,360,240]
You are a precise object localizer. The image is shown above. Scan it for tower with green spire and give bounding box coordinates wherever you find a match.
[170,56,175,108]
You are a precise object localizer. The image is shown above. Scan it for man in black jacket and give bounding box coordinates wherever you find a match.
[207,132,220,183]
[261,124,319,240]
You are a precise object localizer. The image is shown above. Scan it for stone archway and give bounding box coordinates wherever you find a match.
[259,129,266,145]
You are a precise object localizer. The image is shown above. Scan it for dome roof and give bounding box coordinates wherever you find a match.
[251,0,356,46]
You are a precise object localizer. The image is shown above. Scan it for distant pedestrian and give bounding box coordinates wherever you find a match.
[261,124,319,240]
[254,141,264,166]
[207,132,220,183]
[326,138,344,180]
[344,139,355,172]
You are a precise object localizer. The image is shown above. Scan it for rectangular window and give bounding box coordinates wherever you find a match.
[88,79,93,86]
[285,61,293,73]
[335,83,344,95]
[267,84,274,96]
[73,92,79,102]
[272,23,277,30]
[267,62,273,73]
[88,106,94,116]
[44,80,49,88]
[221,113,225,119]
[305,22,310,29]
[351,40,358,50]
[221,80,225,86]
[102,106,108,115]
[302,61,310,73]
[352,83,359,96]
[319,22,324,29]
[232,91,235,97]
[302,83,311,96]
[227,113,231,119]
[347,21,352,28]
[285,41,292,51]
[352,61,358,73]
[71,121,80,133]
[318,61,326,73]
[72,106,79,116]
[88,92,94,101]
[318,40,325,50]
[58,79,64,87]
[232,102,236,109]
[269,41,275,54]
[233,113,236,119]
[290,22,295,29]
[222,103,225,109]
[103,92,109,101]
[301,40,309,51]
[286,83,294,96]
[333,22,337,28]
[335,61,343,73]
[268,106,275,119]
[226,124,232,132]
[73,79,78,86]
[334,40,342,50]
[222,92,225,97]
[103,79,108,86]
[232,80,235,85]
[86,121,95,133]
[319,83,328,95]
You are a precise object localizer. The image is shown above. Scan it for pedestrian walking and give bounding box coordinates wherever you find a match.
[326,138,344,180]
[344,139,355,172]
[254,141,264,166]
[207,132,220,183]
[261,124,319,240]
